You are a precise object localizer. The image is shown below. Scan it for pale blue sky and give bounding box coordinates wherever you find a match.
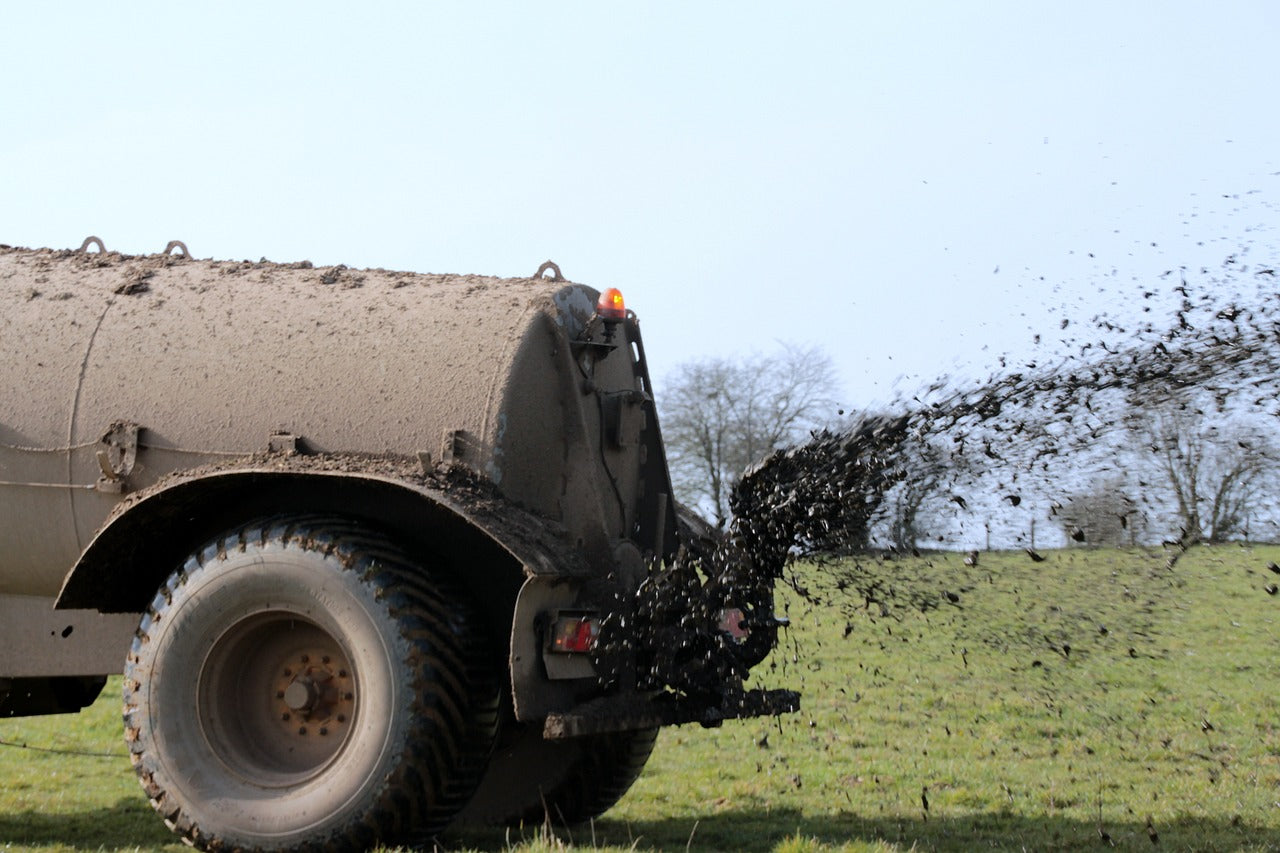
[2,2,1276,409]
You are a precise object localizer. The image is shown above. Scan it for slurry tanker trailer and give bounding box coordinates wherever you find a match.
[0,239,793,851]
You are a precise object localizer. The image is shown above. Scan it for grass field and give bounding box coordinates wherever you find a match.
[3,545,1279,852]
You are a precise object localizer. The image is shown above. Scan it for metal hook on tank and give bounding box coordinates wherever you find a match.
[534,261,564,282]
[77,236,106,253]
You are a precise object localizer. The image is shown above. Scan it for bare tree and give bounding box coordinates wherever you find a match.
[1139,408,1276,543]
[660,344,837,527]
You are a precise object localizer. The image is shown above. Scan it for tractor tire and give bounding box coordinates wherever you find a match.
[123,517,498,852]
[457,723,658,827]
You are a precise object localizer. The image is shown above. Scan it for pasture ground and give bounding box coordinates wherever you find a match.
[2,545,1278,851]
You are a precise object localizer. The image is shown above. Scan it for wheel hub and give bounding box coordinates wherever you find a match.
[282,678,317,712]
[274,652,354,736]
[199,615,361,781]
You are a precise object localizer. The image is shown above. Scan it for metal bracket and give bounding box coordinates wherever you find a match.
[543,688,800,739]
[267,433,299,454]
[603,391,645,448]
[95,422,139,493]
[441,429,469,463]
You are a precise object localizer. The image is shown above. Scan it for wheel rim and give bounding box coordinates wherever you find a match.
[197,612,358,787]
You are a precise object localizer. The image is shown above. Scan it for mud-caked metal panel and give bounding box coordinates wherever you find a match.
[43,252,567,548]
[0,249,116,594]
[0,594,139,677]
[2,243,664,607]
[490,287,659,564]
[510,576,597,720]
[486,310,616,555]
[0,244,617,600]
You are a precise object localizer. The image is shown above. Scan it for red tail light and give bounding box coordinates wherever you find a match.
[550,615,599,653]
[718,607,749,641]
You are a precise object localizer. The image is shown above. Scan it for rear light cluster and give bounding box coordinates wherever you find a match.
[550,610,755,653]
[549,614,599,654]
[718,608,749,641]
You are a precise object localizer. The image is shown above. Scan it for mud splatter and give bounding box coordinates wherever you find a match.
[646,266,1269,705]
[633,249,1280,702]
[735,255,1280,578]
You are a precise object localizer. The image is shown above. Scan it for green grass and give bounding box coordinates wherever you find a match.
[4,545,1280,851]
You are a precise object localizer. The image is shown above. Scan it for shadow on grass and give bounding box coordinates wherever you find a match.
[6,802,1276,851]
[450,807,1280,851]
[0,798,178,850]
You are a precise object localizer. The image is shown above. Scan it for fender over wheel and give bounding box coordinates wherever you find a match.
[457,722,657,827]
[123,517,498,851]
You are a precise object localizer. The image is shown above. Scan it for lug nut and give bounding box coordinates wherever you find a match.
[300,654,309,663]
[298,726,307,735]
[321,655,330,664]
[283,668,292,677]
[319,727,328,736]
[282,712,291,721]
[276,690,285,699]
[338,670,347,678]
[336,714,346,723]
[344,692,354,701]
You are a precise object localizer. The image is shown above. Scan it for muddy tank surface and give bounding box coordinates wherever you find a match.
[0,239,795,851]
